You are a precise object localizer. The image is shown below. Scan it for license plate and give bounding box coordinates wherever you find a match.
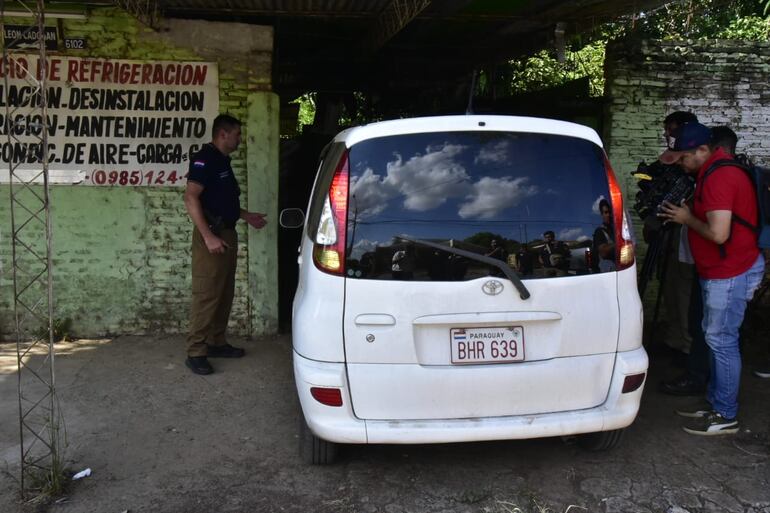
[450,326,525,364]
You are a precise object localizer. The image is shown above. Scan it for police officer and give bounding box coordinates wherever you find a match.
[183,114,267,375]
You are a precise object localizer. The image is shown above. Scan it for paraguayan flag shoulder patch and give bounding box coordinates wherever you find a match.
[193,160,206,168]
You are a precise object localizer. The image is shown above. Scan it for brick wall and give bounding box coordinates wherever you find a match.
[605,39,770,198]
[0,8,275,339]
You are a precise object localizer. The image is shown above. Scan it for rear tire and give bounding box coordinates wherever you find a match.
[299,413,338,464]
[577,428,625,451]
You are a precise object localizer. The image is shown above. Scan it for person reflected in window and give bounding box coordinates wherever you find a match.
[485,238,508,277]
[539,230,570,272]
[428,249,450,281]
[593,199,616,273]
[486,238,508,262]
[448,254,468,281]
[391,244,415,280]
[516,243,534,276]
[360,251,376,278]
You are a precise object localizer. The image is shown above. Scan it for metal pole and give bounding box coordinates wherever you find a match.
[3,0,62,498]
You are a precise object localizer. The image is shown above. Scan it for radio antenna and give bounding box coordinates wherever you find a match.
[465,69,478,115]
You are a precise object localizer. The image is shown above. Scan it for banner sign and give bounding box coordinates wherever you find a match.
[3,25,58,50]
[0,55,219,186]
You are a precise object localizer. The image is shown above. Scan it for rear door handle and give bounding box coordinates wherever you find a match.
[354,314,396,326]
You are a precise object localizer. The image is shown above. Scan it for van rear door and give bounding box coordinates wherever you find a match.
[342,125,622,421]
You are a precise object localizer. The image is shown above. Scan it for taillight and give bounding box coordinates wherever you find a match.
[605,156,635,270]
[313,152,349,275]
[310,387,343,407]
[622,373,646,393]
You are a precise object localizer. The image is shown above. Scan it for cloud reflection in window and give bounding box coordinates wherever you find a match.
[350,167,394,217]
[458,176,539,219]
[558,227,589,242]
[350,238,381,260]
[474,139,511,165]
[350,143,470,218]
[385,144,469,211]
[350,139,547,222]
[591,195,607,215]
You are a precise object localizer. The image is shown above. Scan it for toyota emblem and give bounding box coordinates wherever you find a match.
[482,280,504,296]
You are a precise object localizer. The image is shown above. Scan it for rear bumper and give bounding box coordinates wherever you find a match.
[294,347,648,444]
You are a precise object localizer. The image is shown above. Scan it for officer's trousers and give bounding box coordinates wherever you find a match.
[186,227,238,357]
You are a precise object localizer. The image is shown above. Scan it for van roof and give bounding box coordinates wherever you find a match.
[336,115,604,149]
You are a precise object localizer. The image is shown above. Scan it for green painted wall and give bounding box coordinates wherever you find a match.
[0,8,277,338]
[246,93,280,335]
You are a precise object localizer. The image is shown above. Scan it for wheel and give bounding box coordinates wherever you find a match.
[299,413,338,465]
[577,428,625,451]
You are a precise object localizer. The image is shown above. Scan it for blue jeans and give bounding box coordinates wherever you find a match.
[701,254,765,419]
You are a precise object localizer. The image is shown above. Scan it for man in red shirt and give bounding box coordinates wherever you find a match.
[658,122,764,435]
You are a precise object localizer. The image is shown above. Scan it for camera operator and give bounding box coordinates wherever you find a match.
[650,112,699,363]
[661,126,739,397]
[658,122,763,436]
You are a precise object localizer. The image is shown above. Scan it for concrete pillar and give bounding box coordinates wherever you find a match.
[246,92,280,335]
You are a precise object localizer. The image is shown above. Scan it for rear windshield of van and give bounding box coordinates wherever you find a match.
[345,130,614,281]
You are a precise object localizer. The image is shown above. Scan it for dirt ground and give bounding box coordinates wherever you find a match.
[1,329,769,513]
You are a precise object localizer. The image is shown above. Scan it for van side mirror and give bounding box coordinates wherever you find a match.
[280,208,305,228]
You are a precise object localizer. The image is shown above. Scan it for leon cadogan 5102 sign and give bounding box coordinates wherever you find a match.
[0,55,219,186]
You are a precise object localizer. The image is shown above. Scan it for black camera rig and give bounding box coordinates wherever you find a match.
[632,160,695,221]
[632,160,696,334]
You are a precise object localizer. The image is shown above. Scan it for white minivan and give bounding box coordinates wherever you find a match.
[285,115,647,464]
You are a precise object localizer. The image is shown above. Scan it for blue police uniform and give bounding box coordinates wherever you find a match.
[186,143,241,357]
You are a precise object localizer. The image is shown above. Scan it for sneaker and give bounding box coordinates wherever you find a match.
[659,374,706,396]
[185,356,213,375]
[753,367,770,378]
[682,411,739,436]
[207,343,245,358]
[675,399,712,418]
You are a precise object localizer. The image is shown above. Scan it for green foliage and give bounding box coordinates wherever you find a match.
[502,0,770,98]
[292,93,316,132]
[464,232,504,249]
[717,16,770,40]
[289,1,769,120]
[622,0,769,40]
[339,92,387,128]
[508,41,606,97]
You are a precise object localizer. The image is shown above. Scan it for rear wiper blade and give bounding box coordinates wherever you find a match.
[398,236,531,300]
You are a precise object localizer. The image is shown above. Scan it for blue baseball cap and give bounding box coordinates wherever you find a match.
[659,122,712,164]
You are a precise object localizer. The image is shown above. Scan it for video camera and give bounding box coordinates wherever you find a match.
[631,160,695,221]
